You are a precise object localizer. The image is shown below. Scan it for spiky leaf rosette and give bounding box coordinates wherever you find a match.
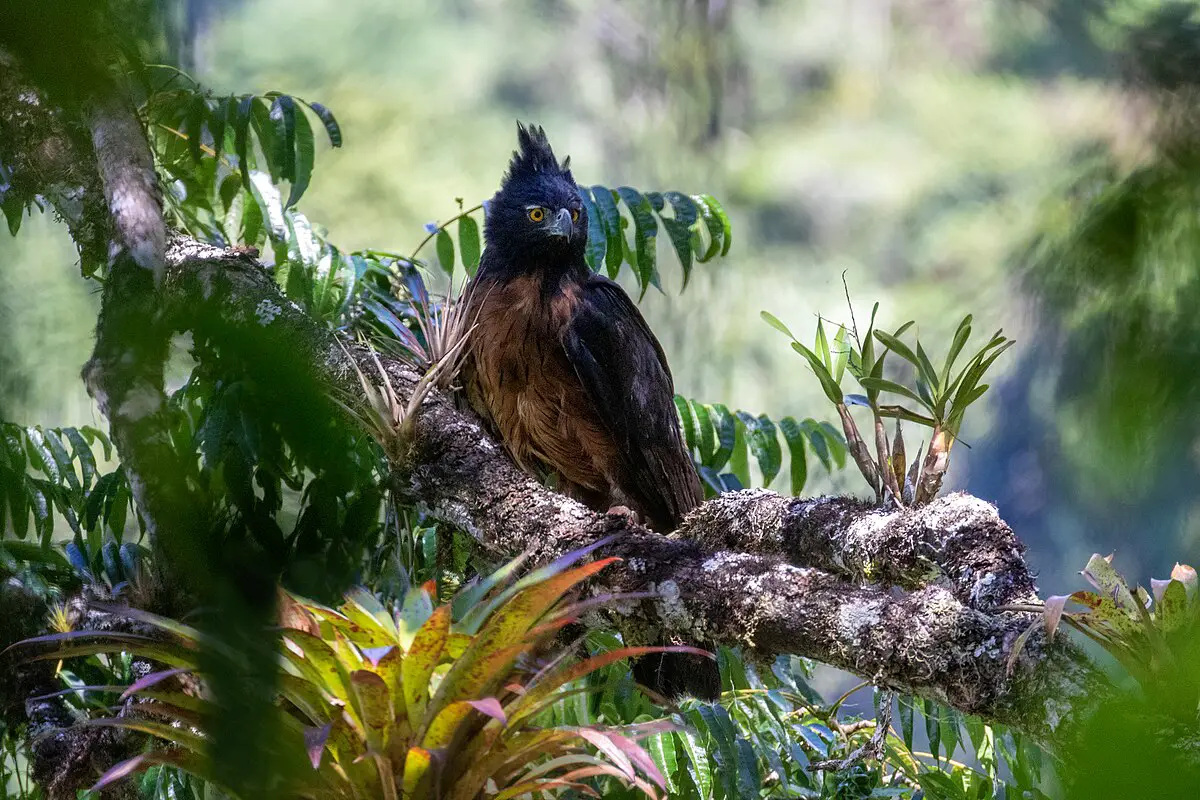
[12,544,698,798]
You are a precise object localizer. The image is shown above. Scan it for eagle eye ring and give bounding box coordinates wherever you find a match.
[570,208,580,222]
[527,207,545,222]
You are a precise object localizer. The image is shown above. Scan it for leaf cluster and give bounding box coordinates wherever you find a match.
[674,398,845,496]
[11,547,686,799]
[1007,554,1200,689]
[763,307,1012,506]
[411,188,731,300]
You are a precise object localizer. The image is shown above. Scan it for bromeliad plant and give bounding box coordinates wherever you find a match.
[763,305,1013,507]
[1005,555,1199,685]
[14,544,691,799]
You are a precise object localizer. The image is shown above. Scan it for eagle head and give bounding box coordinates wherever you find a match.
[484,122,587,267]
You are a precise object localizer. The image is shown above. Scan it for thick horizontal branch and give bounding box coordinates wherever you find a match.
[679,490,1039,610]
[157,239,1108,741]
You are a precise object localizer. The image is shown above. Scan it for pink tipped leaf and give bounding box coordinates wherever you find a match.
[120,667,192,700]
[466,697,507,724]
[305,723,333,769]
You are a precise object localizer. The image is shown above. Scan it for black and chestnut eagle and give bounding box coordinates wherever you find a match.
[463,123,719,700]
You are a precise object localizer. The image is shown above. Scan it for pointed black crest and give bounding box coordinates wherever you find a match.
[504,121,573,184]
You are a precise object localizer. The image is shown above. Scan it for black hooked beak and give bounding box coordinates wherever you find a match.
[549,207,573,239]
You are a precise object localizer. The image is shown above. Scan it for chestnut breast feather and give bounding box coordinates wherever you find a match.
[466,275,616,492]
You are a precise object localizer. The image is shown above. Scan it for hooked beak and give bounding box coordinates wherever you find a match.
[548,207,573,239]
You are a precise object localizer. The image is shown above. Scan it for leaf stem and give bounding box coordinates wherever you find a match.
[410,203,484,262]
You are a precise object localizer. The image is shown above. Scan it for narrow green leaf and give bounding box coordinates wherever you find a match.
[941,315,973,388]
[708,404,737,470]
[940,704,960,762]
[675,730,714,800]
[693,194,723,262]
[590,185,625,279]
[664,191,699,287]
[647,733,679,795]
[248,171,286,240]
[733,738,762,796]
[184,95,205,164]
[816,319,831,370]
[899,695,915,751]
[730,418,751,489]
[2,195,25,237]
[915,339,940,393]
[249,98,281,183]
[693,401,716,463]
[44,430,80,496]
[872,329,920,371]
[947,342,1013,422]
[832,325,850,383]
[240,185,263,245]
[699,193,732,256]
[579,190,607,271]
[7,475,28,539]
[660,218,693,289]
[791,341,842,403]
[858,377,931,409]
[234,95,255,191]
[435,229,455,276]
[760,310,796,340]
[25,429,60,485]
[209,95,230,161]
[737,412,781,487]
[674,396,697,452]
[269,95,297,182]
[305,101,342,147]
[779,416,808,495]
[802,419,833,472]
[286,105,315,208]
[102,473,128,540]
[924,697,942,765]
[457,215,481,276]
[616,187,659,298]
[860,303,880,377]
[819,421,847,469]
[695,705,740,799]
[27,478,52,546]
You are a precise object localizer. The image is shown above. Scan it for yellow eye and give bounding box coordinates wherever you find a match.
[528,207,545,222]
[570,208,580,222]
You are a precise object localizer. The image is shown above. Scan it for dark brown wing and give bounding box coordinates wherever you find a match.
[562,276,703,531]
